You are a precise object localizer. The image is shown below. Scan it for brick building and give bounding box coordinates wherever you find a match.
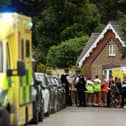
[76,21,126,79]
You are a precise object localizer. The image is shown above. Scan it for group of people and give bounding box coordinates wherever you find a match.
[61,69,126,108]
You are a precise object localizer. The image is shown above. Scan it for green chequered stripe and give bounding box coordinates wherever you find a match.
[19,87,23,104]
[29,86,32,100]
[19,69,32,105]
[26,70,29,85]
[8,77,12,88]
[19,77,23,86]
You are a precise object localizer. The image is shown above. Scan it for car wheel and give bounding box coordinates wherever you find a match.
[0,107,10,126]
[46,101,51,117]
[39,103,44,122]
[32,102,39,124]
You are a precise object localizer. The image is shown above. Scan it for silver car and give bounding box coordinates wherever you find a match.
[35,73,50,116]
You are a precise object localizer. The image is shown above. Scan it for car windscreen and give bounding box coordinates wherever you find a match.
[50,78,56,85]
[0,42,3,72]
[47,76,52,85]
[54,78,61,87]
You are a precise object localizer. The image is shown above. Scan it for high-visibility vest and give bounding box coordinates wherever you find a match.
[86,85,94,93]
[94,82,101,92]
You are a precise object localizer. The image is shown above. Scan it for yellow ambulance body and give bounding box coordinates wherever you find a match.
[0,13,33,125]
[112,67,126,81]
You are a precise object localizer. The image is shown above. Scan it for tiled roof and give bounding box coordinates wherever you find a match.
[76,33,100,66]
[109,21,125,43]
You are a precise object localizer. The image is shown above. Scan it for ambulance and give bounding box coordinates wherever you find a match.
[0,12,34,125]
[112,67,126,81]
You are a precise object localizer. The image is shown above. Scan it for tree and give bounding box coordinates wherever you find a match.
[119,14,126,58]
[0,0,11,9]
[91,0,120,23]
[47,35,89,68]
[34,1,100,63]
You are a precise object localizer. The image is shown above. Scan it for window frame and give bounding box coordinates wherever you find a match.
[21,39,24,60]
[108,44,116,57]
[6,43,11,69]
[25,40,30,58]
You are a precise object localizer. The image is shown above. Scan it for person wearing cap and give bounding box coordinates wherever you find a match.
[75,70,86,107]
[93,75,102,107]
[61,69,72,106]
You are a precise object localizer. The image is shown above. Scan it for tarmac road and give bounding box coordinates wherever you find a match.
[31,107,126,126]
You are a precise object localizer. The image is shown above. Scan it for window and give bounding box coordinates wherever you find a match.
[6,43,11,69]
[0,42,3,72]
[109,44,116,56]
[26,40,30,57]
[21,39,24,60]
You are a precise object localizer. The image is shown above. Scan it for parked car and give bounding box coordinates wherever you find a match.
[49,76,59,112]
[52,76,66,109]
[46,75,58,113]
[35,73,50,116]
[31,79,44,124]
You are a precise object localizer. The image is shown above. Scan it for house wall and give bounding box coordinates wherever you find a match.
[83,30,126,80]
[92,41,122,79]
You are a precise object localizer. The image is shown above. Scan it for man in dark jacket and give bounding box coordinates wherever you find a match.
[75,70,86,107]
[121,76,126,108]
[61,69,72,106]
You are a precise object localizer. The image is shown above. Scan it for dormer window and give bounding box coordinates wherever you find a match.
[109,44,116,56]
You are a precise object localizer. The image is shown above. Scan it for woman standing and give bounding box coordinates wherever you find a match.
[101,76,109,107]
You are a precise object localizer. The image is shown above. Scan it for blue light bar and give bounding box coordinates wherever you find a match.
[1,12,13,19]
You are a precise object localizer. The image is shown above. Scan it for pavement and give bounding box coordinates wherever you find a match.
[30,107,126,126]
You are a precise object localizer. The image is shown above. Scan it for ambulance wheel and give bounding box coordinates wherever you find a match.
[0,107,10,126]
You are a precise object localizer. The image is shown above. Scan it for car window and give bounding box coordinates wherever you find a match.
[35,73,47,87]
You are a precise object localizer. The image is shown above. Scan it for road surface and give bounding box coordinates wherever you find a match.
[31,107,126,126]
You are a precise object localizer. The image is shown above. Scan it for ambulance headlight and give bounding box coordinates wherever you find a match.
[28,22,33,29]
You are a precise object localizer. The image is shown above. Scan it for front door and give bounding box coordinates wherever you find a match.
[103,69,112,80]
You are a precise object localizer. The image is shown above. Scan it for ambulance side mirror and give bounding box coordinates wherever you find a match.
[7,69,13,76]
[17,61,26,76]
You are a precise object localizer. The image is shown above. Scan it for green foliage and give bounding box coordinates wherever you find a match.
[33,1,100,64]
[118,14,126,58]
[91,0,126,23]
[0,0,10,7]
[47,36,89,68]
[76,2,100,33]
[3,0,125,67]
[119,14,126,40]
[0,0,10,5]
[60,23,86,41]
[94,23,105,32]
[36,63,47,73]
